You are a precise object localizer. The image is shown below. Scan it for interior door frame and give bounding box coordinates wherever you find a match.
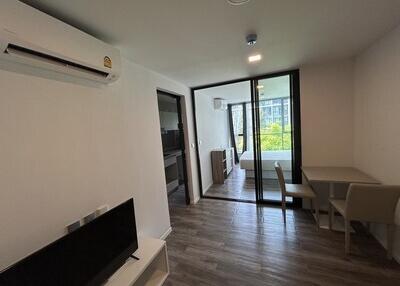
[191,69,302,207]
[157,90,191,205]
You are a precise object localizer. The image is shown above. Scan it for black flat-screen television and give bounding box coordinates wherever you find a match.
[0,198,138,286]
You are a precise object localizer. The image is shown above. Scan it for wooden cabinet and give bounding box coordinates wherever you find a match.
[211,149,228,184]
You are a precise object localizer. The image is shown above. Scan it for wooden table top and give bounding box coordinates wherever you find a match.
[301,166,379,184]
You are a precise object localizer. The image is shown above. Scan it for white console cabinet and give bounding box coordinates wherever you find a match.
[106,237,169,286]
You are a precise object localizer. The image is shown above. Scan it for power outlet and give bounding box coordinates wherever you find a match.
[66,204,108,233]
[66,220,81,233]
[96,205,109,217]
[83,211,96,224]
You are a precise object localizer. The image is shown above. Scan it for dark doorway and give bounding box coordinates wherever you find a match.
[157,90,190,206]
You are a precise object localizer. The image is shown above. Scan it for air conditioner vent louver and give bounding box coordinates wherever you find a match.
[5,44,109,79]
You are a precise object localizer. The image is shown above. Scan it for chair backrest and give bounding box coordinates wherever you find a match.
[274,161,286,194]
[345,183,400,224]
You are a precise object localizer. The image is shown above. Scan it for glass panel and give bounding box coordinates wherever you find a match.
[246,103,253,152]
[257,76,293,202]
[231,105,244,155]
[194,81,255,202]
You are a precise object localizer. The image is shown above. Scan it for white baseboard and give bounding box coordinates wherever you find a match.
[192,196,200,204]
[160,227,172,240]
[202,182,213,195]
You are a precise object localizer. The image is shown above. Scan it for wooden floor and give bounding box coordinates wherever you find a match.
[165,190,400,286]
[204,165,291,202]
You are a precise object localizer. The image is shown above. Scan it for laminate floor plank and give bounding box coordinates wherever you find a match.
[165,189,399,285]
[204,165,291,202]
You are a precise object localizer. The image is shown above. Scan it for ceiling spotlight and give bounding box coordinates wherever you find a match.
[227,0,251,6]
[248,54,262,63]
[246,34,257,46]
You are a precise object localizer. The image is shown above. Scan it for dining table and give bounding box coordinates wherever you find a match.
[301,166,380,230]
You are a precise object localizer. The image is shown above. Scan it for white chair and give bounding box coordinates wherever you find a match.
[329,183,400,259]
[274,162,319,229]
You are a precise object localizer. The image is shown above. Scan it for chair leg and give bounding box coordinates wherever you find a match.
[314,198,320,231]
[328,203,333,230]
[282,197,286,225]
[345,219,351,255]
[387,224,394,260]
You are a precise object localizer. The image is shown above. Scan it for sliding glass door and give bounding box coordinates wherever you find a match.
[194,81,256,202]
[252,71,302,205]
[193,70,301,205]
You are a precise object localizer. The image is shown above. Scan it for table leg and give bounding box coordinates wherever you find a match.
[329,182,335,199]
[328,182,354,232]
[328,182,337,230]
[314,183,334,229]
[315,182,353,232]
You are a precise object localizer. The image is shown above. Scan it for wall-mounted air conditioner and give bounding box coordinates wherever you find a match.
[214,98,227,110]
[0,1,121,84]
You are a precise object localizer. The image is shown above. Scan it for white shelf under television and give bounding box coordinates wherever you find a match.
[105,236,169,286]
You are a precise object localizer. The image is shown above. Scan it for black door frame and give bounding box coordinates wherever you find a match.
[253,71,302,206]
[157,90,191,205]
[191,69,302,207]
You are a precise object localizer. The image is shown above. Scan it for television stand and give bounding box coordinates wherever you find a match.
[106,236,169,286]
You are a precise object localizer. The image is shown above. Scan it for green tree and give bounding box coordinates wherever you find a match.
[260,123,292,151]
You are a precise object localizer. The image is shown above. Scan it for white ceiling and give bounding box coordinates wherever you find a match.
[20,0,400,87]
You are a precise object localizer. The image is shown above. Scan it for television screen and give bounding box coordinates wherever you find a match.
[0,198,138,286]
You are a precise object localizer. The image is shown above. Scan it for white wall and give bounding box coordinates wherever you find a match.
[0,57,199,270]
[300,60,355,167]
[179,95,201,203]
[354,25,400,261]
[195,92,231,193]
[0,0,203,270]
[300,60,355,208]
